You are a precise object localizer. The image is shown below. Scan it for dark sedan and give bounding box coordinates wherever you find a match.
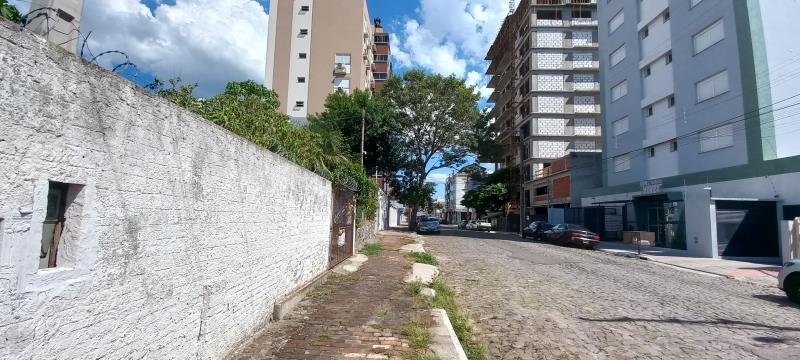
[521,221,553,241]
[542,224,600,249]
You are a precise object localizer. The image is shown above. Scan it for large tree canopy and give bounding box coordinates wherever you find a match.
[381,69,482,228]
[310,89,402,175]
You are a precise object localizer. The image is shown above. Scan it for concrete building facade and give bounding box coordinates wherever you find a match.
[372,18,392,92]
[0,21,333,359]
[444,172,480,224]
[26,0,85,54]
[486,0,602,226]
[586,0,800,261]
[265,0,387,124]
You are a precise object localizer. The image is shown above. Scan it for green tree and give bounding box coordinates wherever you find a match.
[381,69,482,229]
[461,183,508,216]
[471,110,504,169]
[1,0,21,22]
[310,89,402,174]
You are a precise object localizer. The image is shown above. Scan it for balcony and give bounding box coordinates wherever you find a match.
[334,63,349,75]
[534,0,597,5]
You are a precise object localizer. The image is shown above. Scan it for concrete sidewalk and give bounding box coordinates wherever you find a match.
[597,242,781,287]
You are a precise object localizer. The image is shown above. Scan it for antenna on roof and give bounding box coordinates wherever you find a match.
[508,0,515,15]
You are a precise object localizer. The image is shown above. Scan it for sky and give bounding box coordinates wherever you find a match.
[8,0,509,199]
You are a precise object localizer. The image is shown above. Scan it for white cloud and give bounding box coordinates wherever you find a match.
[427,173,450,184]
[465,70,492,99]
[393,0,508,78]
[77,0,268,97]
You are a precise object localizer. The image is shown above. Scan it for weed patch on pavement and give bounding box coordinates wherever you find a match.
[361,243,383,256]
[408,252,439,265]
[429,277,486,360]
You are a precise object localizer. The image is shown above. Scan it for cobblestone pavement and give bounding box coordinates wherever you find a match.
[424,229,800,360]
[228,234,428,360]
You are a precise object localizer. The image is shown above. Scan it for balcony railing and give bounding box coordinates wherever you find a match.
[534,19,599,27]
[534,0,597,5]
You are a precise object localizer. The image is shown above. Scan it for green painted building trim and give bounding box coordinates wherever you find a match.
[583,154,800,197]
[735,0,777,162]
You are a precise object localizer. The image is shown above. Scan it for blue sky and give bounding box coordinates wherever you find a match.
[9,0,508,198]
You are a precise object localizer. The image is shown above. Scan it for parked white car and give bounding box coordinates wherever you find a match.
[464,220,477,230]
[778,259,800,303]
[474,220,492,231]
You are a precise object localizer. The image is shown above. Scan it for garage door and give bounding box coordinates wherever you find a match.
[715,201,779,258]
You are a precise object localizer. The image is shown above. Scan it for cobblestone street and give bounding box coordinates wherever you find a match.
[425,229,800,360]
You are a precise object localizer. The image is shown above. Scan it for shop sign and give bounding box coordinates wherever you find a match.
[640,180,663,194]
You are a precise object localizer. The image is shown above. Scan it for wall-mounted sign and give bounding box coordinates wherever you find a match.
[640,180,663,195]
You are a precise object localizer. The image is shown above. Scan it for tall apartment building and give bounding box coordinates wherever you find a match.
[265,0,390,125]
[585,0,800,261]
[26,0,85,54]
[486,0,602,225]
[372,18,392,92]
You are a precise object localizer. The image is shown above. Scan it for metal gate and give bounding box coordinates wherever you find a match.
[329,185,355,269]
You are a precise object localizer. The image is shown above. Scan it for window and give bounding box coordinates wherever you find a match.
[374,72,388,80]
[300,5,310,12]
[642,65,651,77]
[665,51,672,64]
[614,153,631,172]
[299,52,307,59]
[670,139,678,152]
[333,78,350,92]
[610,44,626,67]
[295,101,305,108]
[640,26,649,39]
[699,124,734,152]
[299,29,308,36]
[693,19,724,54]
[56,9,74,22]
[691,0,703,8]
[374,54,389,62]
[297,77,306,83]
[668,95,675,107]
[335,53,351,65]
[647,147,656,158]
[609,10,624,34]
[572,9,591,19]
[538,10,562,20]
[645,106,653,117]
[663,9,670,22]
[612,116,629,136]
[374,34,389,43]
[696,70,729,102]
[39,181,83,269]
[611,80,628,101]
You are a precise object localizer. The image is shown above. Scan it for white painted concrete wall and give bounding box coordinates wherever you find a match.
[0,23,332,359]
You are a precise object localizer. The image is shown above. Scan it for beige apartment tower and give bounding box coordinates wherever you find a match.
[265,0,376,125]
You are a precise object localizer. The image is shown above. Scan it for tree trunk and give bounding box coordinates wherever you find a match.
[409,207,418,231]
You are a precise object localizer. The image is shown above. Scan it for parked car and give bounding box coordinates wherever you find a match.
[474,219,492,232]
[465,220,477,230]
[522,221,553,240]
[416,215,441,234]
[542,224,600,249]
[779,259,800,303]
[459,220,469,230]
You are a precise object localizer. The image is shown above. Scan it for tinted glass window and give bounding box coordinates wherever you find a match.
[566,224,589,231]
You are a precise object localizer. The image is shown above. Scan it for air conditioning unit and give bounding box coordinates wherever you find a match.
[334,63,348,75]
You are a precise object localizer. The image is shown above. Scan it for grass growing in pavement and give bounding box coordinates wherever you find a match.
[402,314,432,349]
[361,243,383,256]
[406,281,423,296]
[408,251,439,266]
[429,277,487,360]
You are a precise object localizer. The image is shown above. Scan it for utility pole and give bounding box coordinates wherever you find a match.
[361,108,366,166]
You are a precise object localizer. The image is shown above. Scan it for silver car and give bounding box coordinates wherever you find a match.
[417,215,441,234]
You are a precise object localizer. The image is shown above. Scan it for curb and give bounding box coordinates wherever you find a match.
[597,248,731,279]
[429,309,468,360]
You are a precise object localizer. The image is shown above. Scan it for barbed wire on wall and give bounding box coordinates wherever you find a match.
[19,7,141,79]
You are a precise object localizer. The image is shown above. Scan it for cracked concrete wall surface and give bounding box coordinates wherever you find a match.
[0,20,332,359]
